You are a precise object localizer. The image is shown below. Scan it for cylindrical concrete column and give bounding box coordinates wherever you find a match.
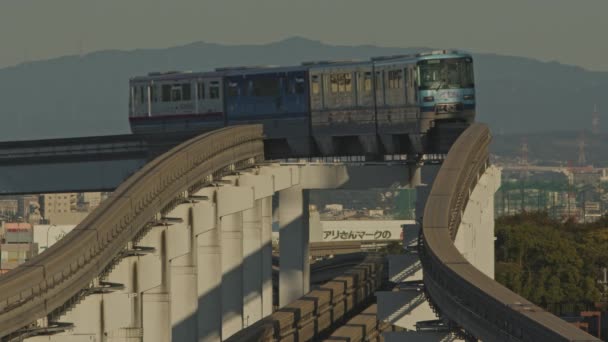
[261,196,273,316]
[220,212,244,338]
[168,204,198,342]
[193,194,222,342]
[171,257,197,341]
[408,161,423,188]
[142,291,171,342]
[242,199,262,327]
[278,187,310,307]
[142,228,170,342]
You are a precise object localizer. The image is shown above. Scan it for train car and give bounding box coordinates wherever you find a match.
[129,71,225,134]
[371,55,420,154]
[371,50,475,154]
[415,51,476,152]
[223,66,312,156]
[306,60,377,155]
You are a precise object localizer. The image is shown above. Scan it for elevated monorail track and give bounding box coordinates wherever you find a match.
[0,122,598,341]
[0,125,264,339]
[420,123,599,341]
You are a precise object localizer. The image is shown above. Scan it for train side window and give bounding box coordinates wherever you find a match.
[330,73,351,93]
[330,74,338,93]
[253,78,280,97]
[197,81,205,99]
[295,77,305,94]
[182,83,191,101]
[171,85,182,102]
[375,71,384,91]
[209,82,220,99]
[337,74,345,92]
[344,73,352,92]
[388,70,403,89]
[162,85,172,102]
[363,72,372,92]
[132,86,138,104]
[227,82,239,97]
[139,86,145,104]
[248,80,254,96]
[311,75,320,95]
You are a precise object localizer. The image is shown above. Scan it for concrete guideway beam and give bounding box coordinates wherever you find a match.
[381,165,501,340]
[24,161,428,342]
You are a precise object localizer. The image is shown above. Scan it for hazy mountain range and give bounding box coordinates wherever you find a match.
[0,37,606,142]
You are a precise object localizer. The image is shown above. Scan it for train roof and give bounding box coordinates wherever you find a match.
[221,64,308,76]
[130,70,224,83]
[372,50,472,66]
[130,49,473,82]
[415,50,472,61]
[303,59,370,70]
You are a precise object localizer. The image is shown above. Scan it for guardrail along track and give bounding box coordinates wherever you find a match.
[0,125,264,339]
[227,254,385,342]
[420,123,599,341]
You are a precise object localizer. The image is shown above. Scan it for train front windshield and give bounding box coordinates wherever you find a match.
[417,58,474,90]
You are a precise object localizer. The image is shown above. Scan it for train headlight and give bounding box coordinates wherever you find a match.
[423,96,434,102]
[463,94,475,100]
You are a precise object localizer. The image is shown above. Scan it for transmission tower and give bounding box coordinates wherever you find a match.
[578,132,587,166]
[592,104,600,135]
[520,137,529,166]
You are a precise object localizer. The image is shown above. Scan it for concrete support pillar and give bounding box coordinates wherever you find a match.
[408,161,423,188]
[166,203,198,342]
[220,212,244,338]
[239,171,276,318]
[193,189,222,342]
[242,199,263,327]
[170,260,197,340]
[141,227,170,342]
[278,186,309,307]
[260,196,273,316]
[142,291,171,342]
[104,257,139,341]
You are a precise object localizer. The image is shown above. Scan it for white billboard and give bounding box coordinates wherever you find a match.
[320,220,414,242]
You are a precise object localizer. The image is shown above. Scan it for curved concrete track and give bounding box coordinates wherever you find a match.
[0,126,264,339]
[420,123,599,341]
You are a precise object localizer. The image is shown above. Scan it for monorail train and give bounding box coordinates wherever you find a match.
[129,50,475,156]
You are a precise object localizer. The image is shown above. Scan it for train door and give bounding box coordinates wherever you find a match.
[195,79,204,114]
[406,65,417,106]
[374,69,385,108]
[130,82,148,118]
[309,71,323,112]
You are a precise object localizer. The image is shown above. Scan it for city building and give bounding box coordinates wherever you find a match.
[39,193,88,225]
[0,222,37,272]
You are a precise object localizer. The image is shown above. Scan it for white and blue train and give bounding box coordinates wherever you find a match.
[129,50,475,156]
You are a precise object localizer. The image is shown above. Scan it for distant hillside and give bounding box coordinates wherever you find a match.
[0,37,606,141]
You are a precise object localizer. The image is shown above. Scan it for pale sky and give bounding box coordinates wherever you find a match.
[2,0,607,71]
